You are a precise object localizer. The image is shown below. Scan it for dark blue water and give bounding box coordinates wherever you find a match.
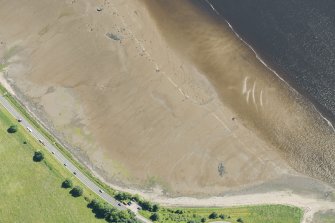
[197,0,335,124]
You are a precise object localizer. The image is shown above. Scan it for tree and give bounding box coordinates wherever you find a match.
[139,200,153,211]
[7,125,18,133]
[33,151,44,162]
[88,199,117,219]
[114,192,132,201]
[70,186,83,197]
[62,179,73,188]
[219,214,225,219]
[97,202,110,218]
[89,199,100,209]
[209,212,218,219]
[150,213,160,221]
[108,210,135,223]
[201,217,206,223]
[152,204,160,212]
[237,217,244,223]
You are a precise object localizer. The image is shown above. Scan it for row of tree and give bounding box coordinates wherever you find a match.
[208,212,243,222]
[63,180,140,223]
[89,199,141,223]
[62,179,83,197]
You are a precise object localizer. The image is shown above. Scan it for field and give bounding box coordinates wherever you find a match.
[140,205,303,223]
[0,103,103,222]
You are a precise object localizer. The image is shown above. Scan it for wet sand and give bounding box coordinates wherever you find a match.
[0,0,334,198]
[143,0,335,187]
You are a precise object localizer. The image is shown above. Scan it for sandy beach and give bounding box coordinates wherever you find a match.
[0,0,334,209]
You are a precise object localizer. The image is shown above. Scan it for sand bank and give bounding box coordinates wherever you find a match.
[0,0,333,199]
[143,0,335,189]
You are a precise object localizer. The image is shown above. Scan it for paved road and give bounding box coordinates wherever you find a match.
[0,95,150,222]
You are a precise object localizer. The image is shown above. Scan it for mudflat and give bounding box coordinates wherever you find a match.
[0,0,334,196]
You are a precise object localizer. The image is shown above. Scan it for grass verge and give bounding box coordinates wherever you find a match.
[140,205,303,223]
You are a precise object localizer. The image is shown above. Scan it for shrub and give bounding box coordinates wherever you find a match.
[175,210,184,214]
[219,214,225,219]
[237,217,244,223]
[152,204,160,212]
[201,217,206,222]
[62,179,73,188]
[89,199,100,209]
[97,203,111,218]
[89,199,118,219]
[150,213,160,221]
[33,151,44,162]
[139,200,153,211]
[114,192,132,201]
[209,212,218,219]
[108,210,138,223]
[7,125,18,133]
[70,186,83,197]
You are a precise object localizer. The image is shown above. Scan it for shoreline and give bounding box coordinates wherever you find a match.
[142,0,335,191]
[200,0,335,133]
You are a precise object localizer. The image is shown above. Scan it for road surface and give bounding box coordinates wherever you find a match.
[0,95,150,223]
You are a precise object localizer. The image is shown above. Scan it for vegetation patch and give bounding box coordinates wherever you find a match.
[139,205,303,223]
[0,63,6,72]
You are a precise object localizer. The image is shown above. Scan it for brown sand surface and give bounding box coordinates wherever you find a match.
[143,0,335,188]
[0,0,334,197]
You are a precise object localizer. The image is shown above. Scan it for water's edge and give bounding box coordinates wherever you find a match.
[195,0,335,132]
